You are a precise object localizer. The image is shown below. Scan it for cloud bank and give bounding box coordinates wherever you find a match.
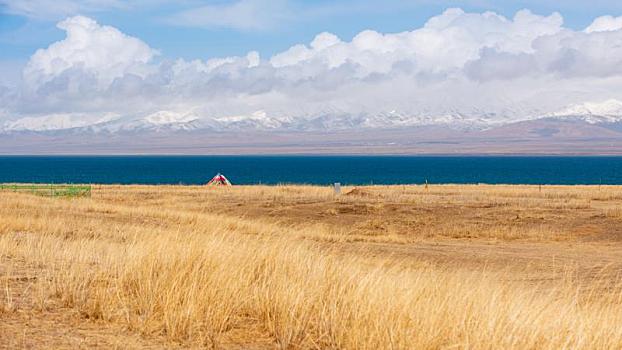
[4,8,622,130]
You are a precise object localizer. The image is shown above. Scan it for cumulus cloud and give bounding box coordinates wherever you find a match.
[24,16,157,88]
[6,9,622,130]
[585,15,622,33]
[273,9,564,76]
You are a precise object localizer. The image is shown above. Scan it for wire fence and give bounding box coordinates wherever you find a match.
[0,184,92,198]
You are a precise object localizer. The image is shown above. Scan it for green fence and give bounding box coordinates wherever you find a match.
[0,184,92,198]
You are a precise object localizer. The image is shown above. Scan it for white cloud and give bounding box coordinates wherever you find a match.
[6,9,622,131]
[274,9,564,76]
[246,51,261,68]
[23,16,158,89]
[585,15,622,33]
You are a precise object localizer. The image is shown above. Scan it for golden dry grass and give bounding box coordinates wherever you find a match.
[1,184,622,349]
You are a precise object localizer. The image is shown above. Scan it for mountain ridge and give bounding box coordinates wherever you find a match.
[4,99,622,135]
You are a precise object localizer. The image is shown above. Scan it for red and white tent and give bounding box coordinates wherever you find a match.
[207,173,232,186]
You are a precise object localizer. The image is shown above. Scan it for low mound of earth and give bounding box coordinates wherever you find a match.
[344,187,376,197]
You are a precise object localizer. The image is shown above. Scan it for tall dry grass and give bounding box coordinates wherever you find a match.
[1,186,622,348]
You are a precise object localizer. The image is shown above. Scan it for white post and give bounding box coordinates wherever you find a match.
[334,183,341,196]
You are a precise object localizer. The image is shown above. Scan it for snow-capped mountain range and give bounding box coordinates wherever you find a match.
[545,99,622,123]
[3,100,622,134]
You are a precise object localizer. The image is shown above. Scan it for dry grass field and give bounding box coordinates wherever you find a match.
[1,184,622,349]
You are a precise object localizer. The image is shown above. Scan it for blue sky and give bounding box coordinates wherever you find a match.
[1,0,622,63]
[1,0,622,133]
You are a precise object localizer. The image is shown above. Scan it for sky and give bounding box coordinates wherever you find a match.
[3,1,622,65]
[1,0,622,131]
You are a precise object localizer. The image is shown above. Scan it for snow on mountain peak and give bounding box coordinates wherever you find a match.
[4,100,622,135]
[3,113,121,132]
[144,111,198,125]
[214,110,286,129]
[548,99,622,123]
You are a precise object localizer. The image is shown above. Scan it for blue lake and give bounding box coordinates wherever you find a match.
[1,156,622,185]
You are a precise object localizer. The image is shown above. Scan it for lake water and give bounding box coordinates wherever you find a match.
[1,156,622,185]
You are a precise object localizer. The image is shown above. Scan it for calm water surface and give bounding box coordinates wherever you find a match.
[0,156,621,185]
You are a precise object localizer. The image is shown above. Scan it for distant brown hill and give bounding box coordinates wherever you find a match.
[2,118,622,155]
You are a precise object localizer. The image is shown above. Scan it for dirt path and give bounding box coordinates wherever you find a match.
[332,240,622,281]
[1,312,167,349]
